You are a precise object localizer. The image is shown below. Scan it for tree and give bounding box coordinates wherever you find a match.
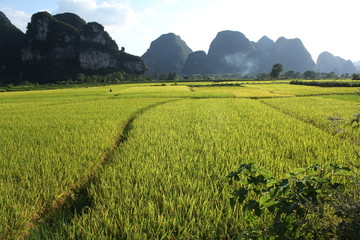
[341,73,351,79]
[303,70,317,79]
[113,72,125,81]
[167,72,178,80]
[256,72,270,80]
[159,73,168,80]
[270,63,283,79]
[76,73,86,83]
[284,70,302,79]
[352,73,360,80]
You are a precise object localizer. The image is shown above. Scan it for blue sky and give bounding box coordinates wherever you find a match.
[1,0,359,62]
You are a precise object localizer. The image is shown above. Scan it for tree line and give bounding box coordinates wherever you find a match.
[2,63,359,88]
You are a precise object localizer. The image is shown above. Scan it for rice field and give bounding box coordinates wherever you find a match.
[1,82,359,239]
[260,96,359,138]
[0,87,172,238]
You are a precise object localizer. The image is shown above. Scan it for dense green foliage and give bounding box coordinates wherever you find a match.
[352,73,360,80]
[229,163,359,239]
[270,63,283,79]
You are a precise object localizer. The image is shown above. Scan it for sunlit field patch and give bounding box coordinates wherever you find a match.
[33,98,359,239]
[1,82,360,239]
[247,84,359,96]
[0,94,171,238]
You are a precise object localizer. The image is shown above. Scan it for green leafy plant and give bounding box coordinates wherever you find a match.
[228,163,358,239]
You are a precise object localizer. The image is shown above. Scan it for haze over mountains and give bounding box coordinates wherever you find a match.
[143,31,358,76]
[0,10,358,84]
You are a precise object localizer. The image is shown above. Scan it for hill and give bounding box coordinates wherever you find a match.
[206,30,266,74]
[182,51,209,75]
[147,31,318,76]
[142,33,192,74]
[21,12,146,83]
[257,36,275,54]
[267,37,316,73]
[0,11,25,84]
[0,11,146,84]
[317,52,358,74]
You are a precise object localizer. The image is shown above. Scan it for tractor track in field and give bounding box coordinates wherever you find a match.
[21,99,180,239]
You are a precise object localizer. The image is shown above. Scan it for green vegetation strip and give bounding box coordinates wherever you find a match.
[32,98,359,239]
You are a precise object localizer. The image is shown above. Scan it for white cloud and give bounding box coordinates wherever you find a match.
[0,5,31,32]
[55,0,149,53]
[142,7,159,17]
[56,0,139,32]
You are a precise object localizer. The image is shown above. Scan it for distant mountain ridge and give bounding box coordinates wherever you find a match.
[317,52,358,75]
[2,10,358,84]
[145,31,357,76]
[0,11,146,84]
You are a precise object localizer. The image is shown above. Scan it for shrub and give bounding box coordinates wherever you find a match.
[352,74,360,80]
[228,163,360,239]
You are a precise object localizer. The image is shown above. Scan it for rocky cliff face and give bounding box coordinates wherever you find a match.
[21,11,146,83]
[316,51,358,74]
[0,11,24,84]
[142,33,192,74]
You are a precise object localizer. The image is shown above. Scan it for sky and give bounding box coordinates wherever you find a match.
[1,0,359,63]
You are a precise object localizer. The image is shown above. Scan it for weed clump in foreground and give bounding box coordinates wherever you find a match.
[228,163,360,239]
